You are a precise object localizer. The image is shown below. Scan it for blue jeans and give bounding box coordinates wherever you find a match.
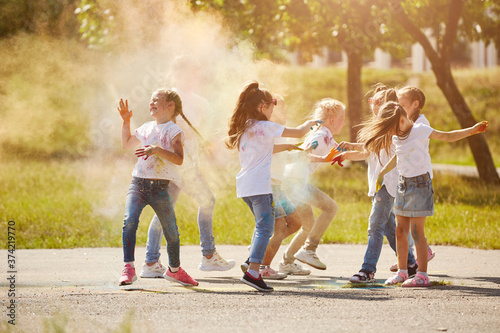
[145,172,216,262]
[122,177,180,268]
[361,186,416,273]
[242,194,275,264]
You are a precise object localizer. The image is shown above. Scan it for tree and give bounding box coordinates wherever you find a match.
[283,0,410,141]
[190,0,411,141]
[0,0,79,38]
[381,0,500,184]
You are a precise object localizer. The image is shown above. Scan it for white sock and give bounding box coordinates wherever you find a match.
[170,266,179,273]
[247,269,259,278]
[125,262,134,268]
[417,271,428,278]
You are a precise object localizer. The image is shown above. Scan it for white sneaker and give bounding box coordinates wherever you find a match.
[198,251,236,271]
[139,260,167,278]
[294,248,326,270]
[260,266,287,280]
[279,261,311,275]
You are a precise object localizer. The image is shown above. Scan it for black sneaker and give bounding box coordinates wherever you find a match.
[240,258,250,273]
[408,263,418,278]
[241,272,274,292]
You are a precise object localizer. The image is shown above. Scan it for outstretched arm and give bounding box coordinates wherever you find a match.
[430,121,488,142]
[282,120,322,138]
[273,143,302,154]
[337,141,364,152]
[117,99,140,149]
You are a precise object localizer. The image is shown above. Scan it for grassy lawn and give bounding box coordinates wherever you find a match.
[2,159,499,249]
[1,35,499,250]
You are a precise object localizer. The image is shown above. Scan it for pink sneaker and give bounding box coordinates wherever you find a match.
[164,267,199,286]
[119,264,137,286]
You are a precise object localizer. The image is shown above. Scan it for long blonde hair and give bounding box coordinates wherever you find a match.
[226,81,274,149]
[357,101,411,159]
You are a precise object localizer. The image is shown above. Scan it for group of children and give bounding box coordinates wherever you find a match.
[116,78,488,291]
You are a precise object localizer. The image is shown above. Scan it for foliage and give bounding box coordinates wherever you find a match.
[74,0,115,50]
[0,0,79,38]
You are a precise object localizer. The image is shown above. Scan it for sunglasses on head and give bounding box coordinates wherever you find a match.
[265,98,277,106]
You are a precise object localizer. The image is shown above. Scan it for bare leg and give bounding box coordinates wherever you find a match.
[262,211,302,266]
[410,217,428,272]
[396,215,411,271]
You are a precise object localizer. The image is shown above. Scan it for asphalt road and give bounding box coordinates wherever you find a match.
[2,244,499,332]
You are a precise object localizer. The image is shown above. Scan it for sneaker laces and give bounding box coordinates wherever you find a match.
[122,266,134,275]
[213,252,228,264]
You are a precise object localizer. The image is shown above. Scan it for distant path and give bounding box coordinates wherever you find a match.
[433,163,500,178]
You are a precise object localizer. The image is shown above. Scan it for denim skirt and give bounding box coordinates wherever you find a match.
[394,173,434,217]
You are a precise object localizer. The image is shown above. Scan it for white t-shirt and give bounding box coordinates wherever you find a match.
[236,120,285,198]
[393,123,434,178]
[367,147,398,197]
[132,121,184,182]
[285,127,336,182]
[415,114,433,178]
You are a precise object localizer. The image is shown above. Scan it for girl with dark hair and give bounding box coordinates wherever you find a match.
[227,81,319,291]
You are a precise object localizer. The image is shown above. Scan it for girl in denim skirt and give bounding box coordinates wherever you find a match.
[226,81,319,292]
[334,86,417,284]
[116,89,198,287]
[358,101,488,287]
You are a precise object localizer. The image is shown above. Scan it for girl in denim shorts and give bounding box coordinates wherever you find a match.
[358,101,488,287]
[226,81,319,292]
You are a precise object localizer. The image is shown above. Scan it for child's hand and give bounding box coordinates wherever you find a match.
[471,121,489,135]
[117,99,133,122]
[135,145,155,160]
[331,154,345,167]
[306,120,323,130]
[336,141,351,152]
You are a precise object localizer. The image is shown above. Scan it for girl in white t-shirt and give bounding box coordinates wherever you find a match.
[116,89,198,287]
[386,86,435,273]
[226,81,319,292]
[335,86,417,283]
[359,101,488,287]
[281,98,345,271]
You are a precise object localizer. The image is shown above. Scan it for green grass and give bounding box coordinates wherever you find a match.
[1,34,499,249]
[2,159,499,249]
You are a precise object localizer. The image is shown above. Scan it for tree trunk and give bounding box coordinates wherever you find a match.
[346,52,363,142]
[431,62,500,184]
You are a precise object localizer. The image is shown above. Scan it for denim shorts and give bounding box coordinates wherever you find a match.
[394,173,434,217]
[272,185,296,219]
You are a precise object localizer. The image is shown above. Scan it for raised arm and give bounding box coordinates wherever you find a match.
[282,120,322,138]
[117,99,140,149]
[135,133,184,165]
[429,121,488,142]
